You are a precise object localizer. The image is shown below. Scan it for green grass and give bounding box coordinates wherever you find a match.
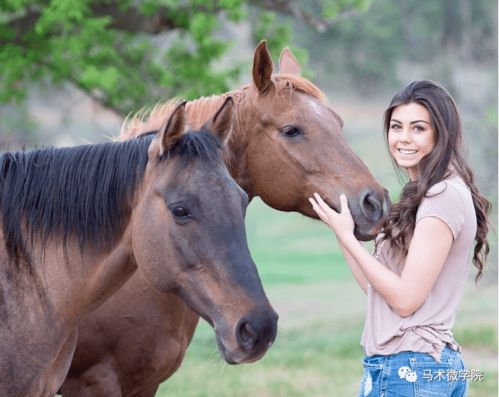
[245,198,352,285]
[157,198,497,397]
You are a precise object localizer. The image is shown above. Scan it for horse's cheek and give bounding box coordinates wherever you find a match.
[131,198,172,291]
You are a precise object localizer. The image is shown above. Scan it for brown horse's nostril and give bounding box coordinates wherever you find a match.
[360,189,384,222]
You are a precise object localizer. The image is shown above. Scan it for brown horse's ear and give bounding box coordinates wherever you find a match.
[252,40,274,94]
[279,47,301,75]
[149,101,187,160]
[205,97,234,143]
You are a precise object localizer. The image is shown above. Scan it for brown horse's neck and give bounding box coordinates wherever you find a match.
[185,88,255,198]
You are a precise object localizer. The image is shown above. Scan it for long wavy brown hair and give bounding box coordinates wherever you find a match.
[378,80,491,281]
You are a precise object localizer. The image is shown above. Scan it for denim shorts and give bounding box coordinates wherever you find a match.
[358,346,469,397]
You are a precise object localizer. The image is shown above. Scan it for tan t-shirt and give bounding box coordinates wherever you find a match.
[361,176,477,362]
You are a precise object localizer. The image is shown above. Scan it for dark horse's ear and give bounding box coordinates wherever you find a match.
[279,47,301,75]
[204,97,234,143]
[252,40,274,94]
[149,101,187,160]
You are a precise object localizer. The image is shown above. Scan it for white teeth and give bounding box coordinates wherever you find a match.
[398,149,417,155]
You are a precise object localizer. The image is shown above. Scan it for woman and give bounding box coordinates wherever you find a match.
[309,80,490,397]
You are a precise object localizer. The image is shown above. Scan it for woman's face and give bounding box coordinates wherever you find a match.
[388,102,436,181]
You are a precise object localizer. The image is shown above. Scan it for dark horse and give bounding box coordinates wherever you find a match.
[61,42,390,396]
[0,102,277,397]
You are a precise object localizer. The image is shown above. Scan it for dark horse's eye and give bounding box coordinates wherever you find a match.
[280,125,303,138]
[171,206,190,220]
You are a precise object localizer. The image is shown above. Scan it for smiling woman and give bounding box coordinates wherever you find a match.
[309,80,491,397]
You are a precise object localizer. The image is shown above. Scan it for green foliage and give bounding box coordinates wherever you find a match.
[251,11,292,60]
[0,1,242,113]
[0,0,370,115]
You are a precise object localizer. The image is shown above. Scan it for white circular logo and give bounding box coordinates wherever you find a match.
[398,366,418,382]
[398,366,411,379]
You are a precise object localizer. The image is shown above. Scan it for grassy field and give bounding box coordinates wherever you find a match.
[157,198,498,397]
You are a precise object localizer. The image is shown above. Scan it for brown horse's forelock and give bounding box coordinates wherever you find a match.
[0,132,222,270]
[272,74,327,103]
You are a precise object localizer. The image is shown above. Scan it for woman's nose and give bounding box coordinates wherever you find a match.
[400,128,411,142]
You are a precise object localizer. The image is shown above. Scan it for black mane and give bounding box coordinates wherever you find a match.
[0,130,222,264]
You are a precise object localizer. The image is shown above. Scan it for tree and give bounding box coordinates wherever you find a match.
[0,0,371,116]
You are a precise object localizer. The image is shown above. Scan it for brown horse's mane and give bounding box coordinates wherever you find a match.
[120,74,328,140]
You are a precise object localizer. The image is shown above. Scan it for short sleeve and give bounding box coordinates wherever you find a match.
[416,182,465,239]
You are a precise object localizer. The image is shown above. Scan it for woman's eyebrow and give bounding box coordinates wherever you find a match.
[390,118,430,125]
[410,120,431,125]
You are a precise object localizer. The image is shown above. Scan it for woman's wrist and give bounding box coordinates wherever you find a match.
[337,230,358,248]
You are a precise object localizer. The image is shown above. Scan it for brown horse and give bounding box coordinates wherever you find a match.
[0,102,277,397]
[61,42,389,396]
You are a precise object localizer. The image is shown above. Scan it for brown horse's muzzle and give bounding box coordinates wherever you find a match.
[352,188,391,241]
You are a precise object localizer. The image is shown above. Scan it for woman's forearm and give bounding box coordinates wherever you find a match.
[339,234,405,310]
[337,240,369,294]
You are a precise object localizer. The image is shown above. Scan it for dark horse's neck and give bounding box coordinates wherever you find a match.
[0,137,153,266]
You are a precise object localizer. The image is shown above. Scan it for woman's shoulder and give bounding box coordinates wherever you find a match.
[418,175,474,238]
[426,175,470,203]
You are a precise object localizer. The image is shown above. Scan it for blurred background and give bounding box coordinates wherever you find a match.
[1,1,497,395]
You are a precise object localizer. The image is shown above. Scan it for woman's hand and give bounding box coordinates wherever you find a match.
[308,193,355,240]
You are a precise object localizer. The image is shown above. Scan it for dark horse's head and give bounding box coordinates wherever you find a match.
[132,100,277,364]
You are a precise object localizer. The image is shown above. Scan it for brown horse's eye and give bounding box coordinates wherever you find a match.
[280,125,303,138]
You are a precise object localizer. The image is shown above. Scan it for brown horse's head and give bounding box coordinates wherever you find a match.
[238,41,389,240]
[131,100,277,364]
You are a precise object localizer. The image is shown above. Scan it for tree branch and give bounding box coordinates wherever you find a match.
[4,4,185,39]
[6,8,42,43]
[248,0,363,32]
[91,4,182,33]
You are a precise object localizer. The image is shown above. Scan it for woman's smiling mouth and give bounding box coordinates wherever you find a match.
[397,149,418,155]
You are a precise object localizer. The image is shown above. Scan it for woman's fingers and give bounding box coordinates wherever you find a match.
[310,193,355,237]
[308,198,327,220]
[339,194,350,213]
[313,193,334,213]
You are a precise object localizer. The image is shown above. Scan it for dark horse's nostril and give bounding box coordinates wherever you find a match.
[237,321,258,352]
[236,311,278,357]
[360,190,383,222]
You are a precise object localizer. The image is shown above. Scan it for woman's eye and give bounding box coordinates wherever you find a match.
[390,124,401,130]
[413,125,425,133]
[280,125,303,138]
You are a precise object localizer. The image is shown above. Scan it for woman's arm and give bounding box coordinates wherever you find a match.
[309,194,453,317]
[337,240,369,294]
